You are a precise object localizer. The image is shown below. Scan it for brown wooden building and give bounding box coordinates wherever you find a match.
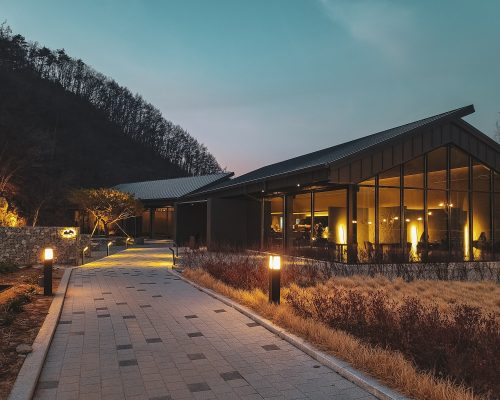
[192,105,500,263]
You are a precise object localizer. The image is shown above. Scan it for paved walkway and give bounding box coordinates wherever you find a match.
[34,246,376,400]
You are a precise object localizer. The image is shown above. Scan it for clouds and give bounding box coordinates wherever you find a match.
[318,0,417,61]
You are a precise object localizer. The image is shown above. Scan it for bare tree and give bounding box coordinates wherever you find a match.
[69,188,143,236]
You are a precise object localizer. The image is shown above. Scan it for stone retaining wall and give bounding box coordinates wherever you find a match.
[0,227,86,265]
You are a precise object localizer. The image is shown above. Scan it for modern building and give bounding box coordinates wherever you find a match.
[189,105,500,263]
[114,173,233,242]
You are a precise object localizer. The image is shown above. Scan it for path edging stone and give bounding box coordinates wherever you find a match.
[8,267,75,400]
[172,270,408,400]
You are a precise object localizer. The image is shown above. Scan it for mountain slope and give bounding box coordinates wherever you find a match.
[0,68,186,225]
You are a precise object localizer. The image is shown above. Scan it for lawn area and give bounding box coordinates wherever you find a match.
[0,264,63,399]
[181,251,499,400]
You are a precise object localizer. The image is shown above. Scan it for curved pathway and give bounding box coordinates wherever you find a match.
[34,246,376,400]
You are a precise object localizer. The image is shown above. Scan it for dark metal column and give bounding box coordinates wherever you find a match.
[149,207,155,239]
[347,185,357,263]
[468,155,473,260]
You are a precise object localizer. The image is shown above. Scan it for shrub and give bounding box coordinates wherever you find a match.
[0,287,35,326]
[0,261,19,274]
[285,284,499,398]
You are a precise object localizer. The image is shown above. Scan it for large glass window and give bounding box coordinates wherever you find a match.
[286,193,311,252]
[357,187,375,262]
[472,160,490,192]
[404,189,424,261]
[450,147,469,191]
[379,187,401,262]
[472,191,491,260]
[427,190,448,261]
[379,166,400,187]
[427,148,447,190]
[494,171,500,192]
[450,191,470,261]
[264,196,284,250]
[313,189,347,262]
[494,193,500,260]
[404,157,424,188]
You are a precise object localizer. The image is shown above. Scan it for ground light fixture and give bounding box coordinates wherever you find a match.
[107,241,112,256]
[125,237,131,248]
[81,246,89,265]
[268,255,281,304]
[43,248,54,296]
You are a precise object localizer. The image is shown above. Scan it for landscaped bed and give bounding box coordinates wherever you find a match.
[0,263,63,399]
[181,251,500,400]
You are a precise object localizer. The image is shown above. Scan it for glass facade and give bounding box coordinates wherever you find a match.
[357,186,376,262]
[263,196,284,251]
[313,189,347,262]
[261,145,499,263]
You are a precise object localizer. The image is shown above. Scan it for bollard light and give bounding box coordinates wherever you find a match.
[43,248,54,296]
[107,241,112,256]
[268,255,281,304]
[125,237,131,248]
[82,246,89,265]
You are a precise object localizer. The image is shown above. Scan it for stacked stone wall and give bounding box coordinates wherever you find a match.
[0,227,86,265]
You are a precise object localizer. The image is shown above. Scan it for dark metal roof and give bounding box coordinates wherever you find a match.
[200,105,476,194]
[114,172,233,201]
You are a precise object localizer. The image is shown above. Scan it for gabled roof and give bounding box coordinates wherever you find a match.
[200,105,477,194]
[114,172,233,201]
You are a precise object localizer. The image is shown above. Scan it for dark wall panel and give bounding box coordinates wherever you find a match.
[207,197,261,250]
[175,202,207,246]
[383,148,392,170]
[351,160,362,182]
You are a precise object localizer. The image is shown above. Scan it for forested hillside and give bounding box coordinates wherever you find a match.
[0,23,222,225]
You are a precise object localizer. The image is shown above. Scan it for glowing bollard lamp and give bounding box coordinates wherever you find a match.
[268,255,281,304]
[43,248,54,296]
[125,237,131,248]
[81,246,89,265]
[107,241,112,256]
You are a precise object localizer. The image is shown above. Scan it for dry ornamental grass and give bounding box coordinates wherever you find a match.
[181,251,500,400]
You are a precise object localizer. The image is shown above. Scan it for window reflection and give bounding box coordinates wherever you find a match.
[472,160,490,192]
[379,187,401,262]
[357,187,375,262]
[404,157,424,188]
[494,193,500,260]
[286,193,311,253]
[404,189,424,261]
[450,147,469,191]
[264,196,283,250]
[427,190,449,261]
[450,191,469,260]
[379,166,400,187]
[427,148,447,190]
[472,191,491,260]
[313,190,347,262]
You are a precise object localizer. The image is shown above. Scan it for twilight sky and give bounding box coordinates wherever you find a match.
[1,0,499,175]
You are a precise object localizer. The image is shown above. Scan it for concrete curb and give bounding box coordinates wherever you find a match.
[8,267,75,400]
[172,270,408,400]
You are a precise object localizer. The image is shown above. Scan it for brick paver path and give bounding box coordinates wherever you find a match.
[34,246,376,400]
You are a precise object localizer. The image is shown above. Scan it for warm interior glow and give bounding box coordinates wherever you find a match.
[410,225,418,254]
[464,225,469,259]
[269,255,281,270]
[338,225,346,244]
[44,248,54,261]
